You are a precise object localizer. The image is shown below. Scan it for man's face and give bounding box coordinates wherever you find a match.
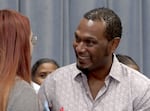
[73,18,113,73]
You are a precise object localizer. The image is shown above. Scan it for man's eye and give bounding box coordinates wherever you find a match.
[75,37,80,43]
[85,40,96,46]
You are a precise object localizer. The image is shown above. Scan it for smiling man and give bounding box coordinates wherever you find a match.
[38,7,150,111]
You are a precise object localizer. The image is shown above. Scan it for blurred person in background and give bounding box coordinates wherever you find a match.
[32,58,59,93]
[116,54,140,71]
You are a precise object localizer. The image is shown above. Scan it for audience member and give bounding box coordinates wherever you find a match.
[38,7,150,111]
[32,58,59,93]
[0,9,39,111]
[116,54,140,71]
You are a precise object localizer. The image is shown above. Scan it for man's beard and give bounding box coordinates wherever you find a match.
[76,64,90,75]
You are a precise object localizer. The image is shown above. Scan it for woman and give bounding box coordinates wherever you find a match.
[0,9,39,111]
[32,58,59,93]
[32,58,59,85]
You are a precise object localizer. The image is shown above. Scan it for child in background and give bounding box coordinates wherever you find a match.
[32,58,59,93]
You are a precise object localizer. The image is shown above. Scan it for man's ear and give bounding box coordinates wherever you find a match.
[110,37,120,53]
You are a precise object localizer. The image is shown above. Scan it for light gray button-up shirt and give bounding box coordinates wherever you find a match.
[38,55,150,111]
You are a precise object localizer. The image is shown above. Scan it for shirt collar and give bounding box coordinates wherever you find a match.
[109,54,123,82]
[73,54,123,82]
[71,63,82,79]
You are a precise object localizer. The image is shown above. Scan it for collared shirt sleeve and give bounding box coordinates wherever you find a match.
[134,83,150,111]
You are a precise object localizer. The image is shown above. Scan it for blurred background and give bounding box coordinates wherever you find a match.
[0,0,150,77]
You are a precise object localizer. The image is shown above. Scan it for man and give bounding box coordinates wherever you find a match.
[38,7,150,111]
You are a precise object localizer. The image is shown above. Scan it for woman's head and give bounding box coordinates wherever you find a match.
[0,9,31,82]
[32,58,59,85]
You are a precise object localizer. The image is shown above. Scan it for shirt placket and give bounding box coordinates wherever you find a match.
[81,74,111,111]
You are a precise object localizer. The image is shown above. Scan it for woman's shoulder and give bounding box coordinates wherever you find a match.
[7,79,39,111]
[13,79,35,94]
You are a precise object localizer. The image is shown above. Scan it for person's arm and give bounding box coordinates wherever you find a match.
[134,84,150,111]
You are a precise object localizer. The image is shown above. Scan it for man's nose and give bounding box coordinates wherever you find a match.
[76,42,86,52]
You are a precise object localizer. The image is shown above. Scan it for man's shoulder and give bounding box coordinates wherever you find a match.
[120,64,149,81]
[46,63,79,80]
[53,63,78,74]
[41,63,80,91]
[120,64,150,92]
[130,70,150,88]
